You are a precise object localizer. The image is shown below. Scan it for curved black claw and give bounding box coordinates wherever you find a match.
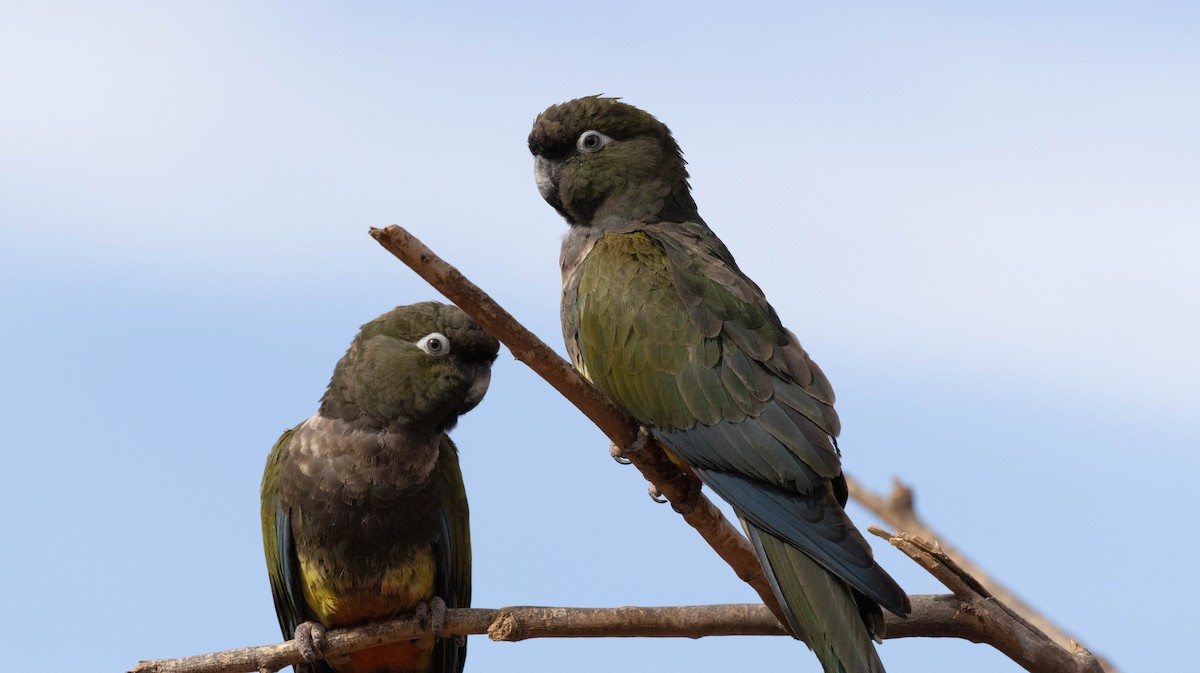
[609,442,631,465]
[294,621,327,664]
[648,482,667,503]
[416,596,448,637]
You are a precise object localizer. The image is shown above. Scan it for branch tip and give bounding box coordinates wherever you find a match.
[888,479,914,512]
[867,525,894,541]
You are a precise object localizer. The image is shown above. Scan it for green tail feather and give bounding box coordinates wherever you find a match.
[749,523,886,673]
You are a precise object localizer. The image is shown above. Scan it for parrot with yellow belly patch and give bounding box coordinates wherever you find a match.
[529,96,910,673]
[261,302,498,673]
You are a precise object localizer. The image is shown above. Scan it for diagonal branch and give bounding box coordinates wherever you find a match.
[358,224,1113,673]
[369,224,790,628]
[848,478,1118,673]
[870,528,1105,673]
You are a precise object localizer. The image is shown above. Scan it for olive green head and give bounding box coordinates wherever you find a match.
[319,302,500,433]
[528,96,697,227]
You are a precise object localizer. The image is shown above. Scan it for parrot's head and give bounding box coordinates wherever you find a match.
[528,96,697,228]
[319,302,500,434]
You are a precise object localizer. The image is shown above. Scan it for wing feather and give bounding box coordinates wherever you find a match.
[432,436,470,673]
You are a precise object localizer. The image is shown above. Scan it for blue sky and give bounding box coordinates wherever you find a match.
[1,3,1196,671]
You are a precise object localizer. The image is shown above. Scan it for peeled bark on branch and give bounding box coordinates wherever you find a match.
[849,478,1117,673]
[871,528,1105,673]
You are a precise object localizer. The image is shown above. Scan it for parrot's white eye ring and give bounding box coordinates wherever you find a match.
[577,130,611,153]
[417,332,451,356]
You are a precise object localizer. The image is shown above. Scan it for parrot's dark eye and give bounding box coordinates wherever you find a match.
[416,332,451,356]
[577,130,611,153]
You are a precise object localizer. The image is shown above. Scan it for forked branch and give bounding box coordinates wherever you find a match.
[849,478,1117,673]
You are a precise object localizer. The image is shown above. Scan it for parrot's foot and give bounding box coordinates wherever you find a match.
[416,596,448,637]
[293,621,327,664]
[647,482,667,503]
[612,426,651,464]
[631,426,651,452]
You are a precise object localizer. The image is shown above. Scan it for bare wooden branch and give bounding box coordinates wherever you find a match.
[849,478,1118,673]
[484,604,786,641]
[125,226,1118,673]
[364,224,1116,673]
[870,527,1106,673]
[128,598,972,673]
[369,224,789,628]
[128,604,782,673]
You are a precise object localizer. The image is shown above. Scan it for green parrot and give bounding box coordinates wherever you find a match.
[529,97,910,673]
[261,302,499,673]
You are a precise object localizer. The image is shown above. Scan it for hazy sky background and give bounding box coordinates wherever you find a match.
[2,3,1196,671]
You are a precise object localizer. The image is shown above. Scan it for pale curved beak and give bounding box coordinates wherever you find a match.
[459,367,492,414]
[534,155,564,212]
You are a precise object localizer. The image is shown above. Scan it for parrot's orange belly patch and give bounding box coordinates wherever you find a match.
[300,547,437,626]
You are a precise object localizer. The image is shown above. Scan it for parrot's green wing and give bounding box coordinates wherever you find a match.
[261,429,330,673]
[431,436,471,673]
[573,224,909,617]
[537,94,905,673]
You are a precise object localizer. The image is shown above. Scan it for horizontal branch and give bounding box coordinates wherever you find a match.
[369,224,788,627]
[130,598,969,673]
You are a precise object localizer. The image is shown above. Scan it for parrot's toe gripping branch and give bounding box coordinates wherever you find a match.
[613,425,652,465]
[632,426,651,452]
[417,596,448,637]
[647,482,668,503]
[293,621,327,664]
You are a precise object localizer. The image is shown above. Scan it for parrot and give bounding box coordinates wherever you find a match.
[528,96,911,673]
[261,301,499,673]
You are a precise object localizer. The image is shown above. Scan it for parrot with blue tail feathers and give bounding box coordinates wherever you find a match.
[529,96,910,673]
